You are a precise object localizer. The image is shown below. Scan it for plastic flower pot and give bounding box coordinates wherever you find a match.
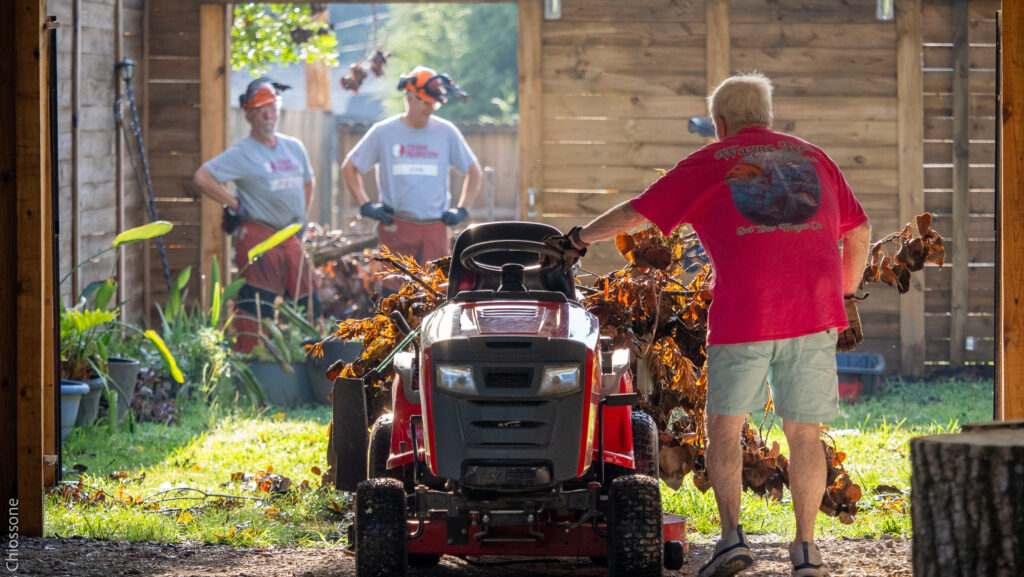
[304,339,363,406]
[247,361,315,407]
[74,375,105,427]
[107,357,141,423]
[60,380,90,441]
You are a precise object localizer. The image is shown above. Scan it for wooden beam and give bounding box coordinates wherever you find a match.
[1000,2,1024,421]
[896,0,925,376]
[705,0,730,93]
[951,0,969,368]
[14,0,48,537]
[519,0,542,220]
[1,0,19,524]
[199,4,227,302]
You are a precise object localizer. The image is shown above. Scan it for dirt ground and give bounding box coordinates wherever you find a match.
[12,534,910,576]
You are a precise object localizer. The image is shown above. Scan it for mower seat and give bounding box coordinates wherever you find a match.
[447,221,576,301]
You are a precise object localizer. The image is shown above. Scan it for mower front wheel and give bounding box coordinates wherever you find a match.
[608,474,663,577]
[355,478,407,577]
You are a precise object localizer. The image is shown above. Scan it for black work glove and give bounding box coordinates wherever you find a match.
[221,202,247,234]
[836,297,864,352]
[360,202,395,225]
[440,206,469,226]
[543,226,589,270]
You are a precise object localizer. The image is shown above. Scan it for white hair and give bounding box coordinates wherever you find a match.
[707,72,774,128]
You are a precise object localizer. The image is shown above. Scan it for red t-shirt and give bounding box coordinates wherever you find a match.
[630,126,868,345]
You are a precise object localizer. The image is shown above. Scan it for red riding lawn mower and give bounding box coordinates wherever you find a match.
[332,222,686,577]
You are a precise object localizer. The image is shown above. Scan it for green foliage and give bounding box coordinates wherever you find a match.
[60,308,118,381]
[48,403,342,546]
[247,223,303,264]
[60,220,175,384]
[232,3,339,77]
[382,3,518,125]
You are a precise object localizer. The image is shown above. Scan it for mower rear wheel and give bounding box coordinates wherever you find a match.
[608,475,663,577]
[355,478,407,577]
[606,411,659,483]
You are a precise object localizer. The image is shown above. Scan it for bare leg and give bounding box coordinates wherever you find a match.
[782,418,826,543]
[705,413,747,536]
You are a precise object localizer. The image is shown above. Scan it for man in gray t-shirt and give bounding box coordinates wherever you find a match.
[193,77,319,353]
[342,66,482,265]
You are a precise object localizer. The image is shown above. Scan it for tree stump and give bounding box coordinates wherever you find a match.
[911,420,1024,576]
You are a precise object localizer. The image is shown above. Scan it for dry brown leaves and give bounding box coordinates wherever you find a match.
[316,226,877,522]
[863,212,946,294]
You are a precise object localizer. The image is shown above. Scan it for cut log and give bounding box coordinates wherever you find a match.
[910,421,1024,576]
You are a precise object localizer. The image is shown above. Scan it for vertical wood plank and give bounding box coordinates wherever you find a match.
[0,0,16,520]
[951,0,969,367]
[42,15,56,489]
[142,0,152,324]
[305,9,331,111]
[518,0,542,220]
[15,0,47,537]
[705,0,730,94]
[897,0,925,376]
[199,4,226,299]
[1000,2,1024,420]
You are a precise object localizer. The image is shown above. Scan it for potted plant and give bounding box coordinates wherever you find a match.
[243,299,319,407]
[60,306,116,428]
[60,221,184,429]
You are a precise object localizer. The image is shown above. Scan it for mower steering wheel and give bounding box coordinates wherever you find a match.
[459,240,566,274]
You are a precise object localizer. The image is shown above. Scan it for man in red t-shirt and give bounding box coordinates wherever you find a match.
[553,72,870,577]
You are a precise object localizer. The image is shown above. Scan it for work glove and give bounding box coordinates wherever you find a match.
[221,202,247,234]
[836,297,864,352]
[543,226,589,270]
[440,206,469,226]
[359,202,395,225]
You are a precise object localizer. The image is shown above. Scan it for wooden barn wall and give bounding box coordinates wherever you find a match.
[337,124,520,227]
[52,0,146,322]
[921,0,998,368]
[145,0,203,315]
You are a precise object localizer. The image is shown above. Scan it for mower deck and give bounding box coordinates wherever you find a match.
[405,513,687,557]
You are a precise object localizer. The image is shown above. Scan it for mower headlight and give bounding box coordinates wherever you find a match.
[437,364,477,395]
[538,365,580,395]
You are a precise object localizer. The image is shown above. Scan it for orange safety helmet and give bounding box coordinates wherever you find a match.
[240,77,291,110]
[397,66,467,105]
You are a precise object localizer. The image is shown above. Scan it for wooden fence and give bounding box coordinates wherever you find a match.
[335,123,519,227]
[921,0,997,367]
[534,0,997,374]
[139,0,996,375]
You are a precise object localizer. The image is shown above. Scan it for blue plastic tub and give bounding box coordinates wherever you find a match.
[835,352,886,401]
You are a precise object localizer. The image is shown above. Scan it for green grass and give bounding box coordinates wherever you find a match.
[663,377,993,543]
[47,377,993,546]
[48,402,347,547]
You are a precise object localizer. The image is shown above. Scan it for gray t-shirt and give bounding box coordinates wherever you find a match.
[345,115,477,221]
[203,134,313,230]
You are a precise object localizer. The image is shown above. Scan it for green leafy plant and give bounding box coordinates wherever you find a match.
[60,308,118,382]
[232,3,339,76]
[156,259,264,407]
[60,221,178,384]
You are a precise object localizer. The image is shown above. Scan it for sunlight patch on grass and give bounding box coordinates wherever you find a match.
[48,377,992,546]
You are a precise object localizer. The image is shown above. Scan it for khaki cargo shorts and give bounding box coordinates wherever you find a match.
[705,329,839,423]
